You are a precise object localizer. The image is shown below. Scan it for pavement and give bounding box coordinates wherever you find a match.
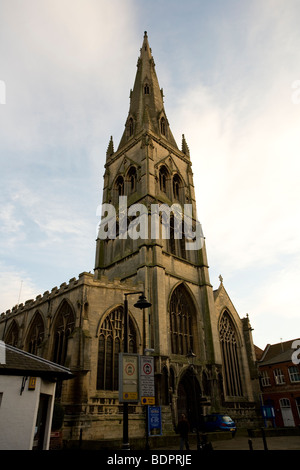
[154,432,300,451]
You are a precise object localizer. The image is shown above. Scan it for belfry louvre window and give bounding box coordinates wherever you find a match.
[127,166,137,193]
[115,175,124,197]
[52,301,75,366]
[97,306,137,391]
[219,312,243,397]
[159,165,168,193]
[170,284,194,355]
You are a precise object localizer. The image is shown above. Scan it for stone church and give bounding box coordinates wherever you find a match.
[0,32,261,444]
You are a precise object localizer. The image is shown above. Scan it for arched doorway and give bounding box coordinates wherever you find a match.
[177,369,202,430]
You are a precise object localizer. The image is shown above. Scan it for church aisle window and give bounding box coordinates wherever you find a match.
[26,312,45,356]
[219,312,243,397]
[97,306,137,391]
[52,301,75,366]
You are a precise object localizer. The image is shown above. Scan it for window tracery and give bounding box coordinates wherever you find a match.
[97,306,137,391]
[219,312,243,397]
[52,301,75,366]
[170,284,194,355]
[26,312,44,356]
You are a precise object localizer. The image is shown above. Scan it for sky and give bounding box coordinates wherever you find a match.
[0,0,300,350]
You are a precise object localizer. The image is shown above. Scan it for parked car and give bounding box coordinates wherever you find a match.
[201,414,236,435]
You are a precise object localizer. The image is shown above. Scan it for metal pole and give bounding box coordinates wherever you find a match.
[192,367,201,451]
[122,296,130,450]
[261,427,268,451]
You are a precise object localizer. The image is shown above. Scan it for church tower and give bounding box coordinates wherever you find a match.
[94,31,259,427]
[95,32,218,364]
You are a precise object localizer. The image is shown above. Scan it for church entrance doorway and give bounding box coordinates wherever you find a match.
[177,369,202,431]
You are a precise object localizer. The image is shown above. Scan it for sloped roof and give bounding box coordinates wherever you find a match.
[0,343,74,381]
[259,338,300,366]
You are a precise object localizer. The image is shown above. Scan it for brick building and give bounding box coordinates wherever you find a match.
[258,339,300,428]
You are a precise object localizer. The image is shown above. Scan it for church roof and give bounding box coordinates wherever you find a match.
[117,32,178,151]
[0,343,74,381]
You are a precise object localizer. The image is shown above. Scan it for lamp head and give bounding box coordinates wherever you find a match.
[133,294,152,310]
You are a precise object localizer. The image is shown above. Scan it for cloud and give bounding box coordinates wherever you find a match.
[0,264,39,313]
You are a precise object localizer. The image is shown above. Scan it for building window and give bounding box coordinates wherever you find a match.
[52,301,75,366]
[219,312,243,397]
[127,166,137,193]
[169,284,195,355]
[4,320,19,347]
[288,366,300,383]
[144,83,150,94]
[261,370,271,387]
[173,174,181,200]
[97,306,137,391]
[26,312,45,356]
[115,175,124,197]
[274,368,285,385]
[159,165,168,193]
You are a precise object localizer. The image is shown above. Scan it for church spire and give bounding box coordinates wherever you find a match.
[118,32,178,151]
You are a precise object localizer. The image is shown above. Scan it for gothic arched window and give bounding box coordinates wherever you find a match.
[26,312,45,356]
[173,174,181,200]
[159,165,169,193]
[219,312,243,397]
[127,166,137,193]
[169,284,195,355]
[52,301,75,366]
[115,175,124,197]
[5,320,19,347]
[144,83,150,94]
[97,306,137,391]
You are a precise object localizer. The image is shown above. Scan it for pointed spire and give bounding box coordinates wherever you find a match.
[118,32,178,151]
[181,134,190,158]
[106,136,114,159]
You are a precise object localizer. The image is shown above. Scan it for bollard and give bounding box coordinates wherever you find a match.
[261,427,268,451]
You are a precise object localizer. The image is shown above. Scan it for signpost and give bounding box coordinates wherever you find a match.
[139,355,155,405]
[119,353,139,403]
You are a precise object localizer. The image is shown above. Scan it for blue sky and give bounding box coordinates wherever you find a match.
[1,0,300,349]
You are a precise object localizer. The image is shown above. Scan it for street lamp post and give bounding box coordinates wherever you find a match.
[122,292,152,451]
[187,349,202,451]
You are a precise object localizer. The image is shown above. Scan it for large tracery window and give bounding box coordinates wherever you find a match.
[97,306,137,391]
[52,301,75,366]
[26,312,45,356]
[169,284,195,355]
[219,312,243,397]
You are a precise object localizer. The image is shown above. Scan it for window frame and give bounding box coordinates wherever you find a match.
[288,365,300,383]
[273,368,285,385]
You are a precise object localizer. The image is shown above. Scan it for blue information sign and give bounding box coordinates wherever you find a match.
[148,406,162,436]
